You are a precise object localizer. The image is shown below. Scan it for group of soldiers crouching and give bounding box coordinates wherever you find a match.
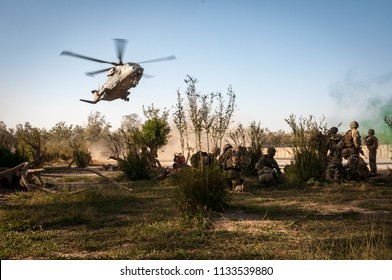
[325,120,378,182]
[173,120,379,190]
[220,120,378,189]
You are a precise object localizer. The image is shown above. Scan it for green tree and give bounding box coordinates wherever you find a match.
[108,105,170,180]
[185,75,203,151]
[229,123,246,146]
[173,89,190,159]
[69,125,91,168]
[211,87,236,151]
[174,76,236,156]
[0,121,16,150]
[139,104,171,152]
[85,111,111,143]
[0,122,27,167]
[15,122,48,166]
[247,121,267,175]
[47,121,74,162]
[199,92,216,152]
[109,114,141,160]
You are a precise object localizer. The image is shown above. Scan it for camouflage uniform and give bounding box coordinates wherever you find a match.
[342,121,367,180]
[365,129,378,176]
[256,147,282,186]
[325,127,344,181]
[219,144,242,189]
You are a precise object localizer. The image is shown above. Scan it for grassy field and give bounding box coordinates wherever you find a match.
[1,170,391,259]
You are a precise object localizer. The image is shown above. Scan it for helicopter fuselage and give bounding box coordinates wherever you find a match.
[86,63,144,104]
[61,39,175,104]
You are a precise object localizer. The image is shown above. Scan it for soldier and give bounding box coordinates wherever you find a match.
[365,129,379,176]
[256,147,282,186]
[342,121,365,180]
[219,144,242,189]
[325,127,344,181]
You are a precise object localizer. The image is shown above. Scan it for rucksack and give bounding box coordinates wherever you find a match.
[231,146,251,170]
[344,130,354,148]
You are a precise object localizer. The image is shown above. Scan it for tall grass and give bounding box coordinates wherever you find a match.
[1,174,391,259]
[172,164,230,218]
[299,217,391,259]
[119,152,151,181]
[284,114,328,184]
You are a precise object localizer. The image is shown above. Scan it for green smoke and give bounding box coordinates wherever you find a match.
[359,96,392,144]
[329,71,392,144]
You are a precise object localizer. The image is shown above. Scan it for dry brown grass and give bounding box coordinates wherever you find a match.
[1,170,391,259]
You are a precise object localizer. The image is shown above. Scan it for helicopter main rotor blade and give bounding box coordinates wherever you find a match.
[137,55,176,64]
[85,67,113,77]
[60,51,118,65]
[143,73,154,78]
[113,38,127,64]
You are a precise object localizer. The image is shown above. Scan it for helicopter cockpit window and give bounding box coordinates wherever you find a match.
[107,68,115,76]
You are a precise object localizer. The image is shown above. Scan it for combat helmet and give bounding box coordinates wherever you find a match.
[267,147,276,156]
[350,121,359,128]
[328,127,338,134]
[368,129,375,135]
[223,143,233,153]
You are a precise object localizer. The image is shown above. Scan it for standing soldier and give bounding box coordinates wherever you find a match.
[342,121,363,180]
[219,144,242,190]
[365,129,379,176]
[325,127,344,181]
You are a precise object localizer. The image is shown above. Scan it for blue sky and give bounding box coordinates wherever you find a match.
[1,0,392,135]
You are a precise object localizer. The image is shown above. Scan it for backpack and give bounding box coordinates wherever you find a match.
[344,130,354,148]
[231,146,251,170]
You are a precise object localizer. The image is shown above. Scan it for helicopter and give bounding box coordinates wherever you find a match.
[61,39,176,104]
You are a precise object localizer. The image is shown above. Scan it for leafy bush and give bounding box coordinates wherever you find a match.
[0,146,28,167]
[119,152,150,181]
[172,164,230,217]
[284,114,328,184]
[72,148,91,168]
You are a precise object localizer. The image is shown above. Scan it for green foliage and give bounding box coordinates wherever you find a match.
[70,141,91,168]
[246,121,266,176]
[284,114,328,184]
[385,115,392,131]
[172,164,230,217]
[172,89,188,156]
[72,149,91,168]
[85,111,111,143]
[139,116,171,150]
[175,76,236,154]
[119,152,150,181]
[108,105,170,181]
[0,146,28,167]
[15,122,48,165]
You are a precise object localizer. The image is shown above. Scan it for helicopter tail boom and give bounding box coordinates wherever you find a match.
[80,99,98,104]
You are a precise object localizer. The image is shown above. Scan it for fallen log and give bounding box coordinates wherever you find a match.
[0,161,49,191]
[41,165,133,192]
[77,168,133,192]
